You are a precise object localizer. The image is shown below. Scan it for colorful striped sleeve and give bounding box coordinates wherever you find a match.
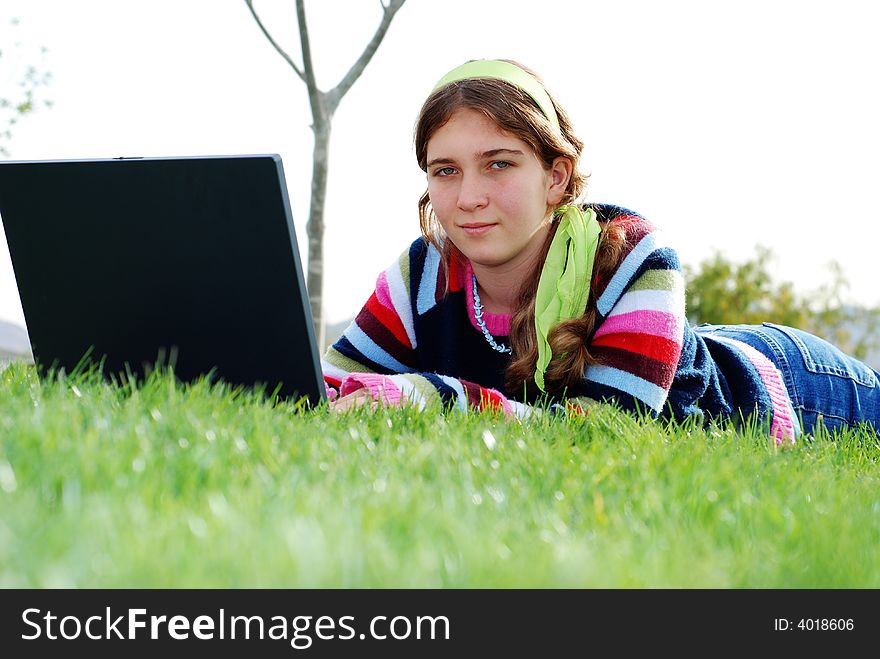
[322,246,419,389]
[582,221,686,415]
[322,240,528,417]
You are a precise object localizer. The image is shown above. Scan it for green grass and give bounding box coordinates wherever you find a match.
[1,362,878,588]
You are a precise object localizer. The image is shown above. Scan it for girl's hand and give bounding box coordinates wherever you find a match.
[328,385,407,412]
[329,387,376,412]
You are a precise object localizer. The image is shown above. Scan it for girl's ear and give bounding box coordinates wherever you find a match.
[547,157,573,205]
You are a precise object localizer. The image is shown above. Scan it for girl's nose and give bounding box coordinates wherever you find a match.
[456,174,488,212]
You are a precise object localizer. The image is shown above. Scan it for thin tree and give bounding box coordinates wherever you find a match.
[244,0,407,346]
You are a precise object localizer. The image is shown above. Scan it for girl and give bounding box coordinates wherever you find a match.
[322,59,880,442]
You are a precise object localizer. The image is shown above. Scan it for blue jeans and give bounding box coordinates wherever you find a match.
[697,323,880,435]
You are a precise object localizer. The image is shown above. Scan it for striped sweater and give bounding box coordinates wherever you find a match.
[322,204,798,443]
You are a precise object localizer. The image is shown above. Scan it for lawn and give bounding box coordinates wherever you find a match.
[1,363,878,588]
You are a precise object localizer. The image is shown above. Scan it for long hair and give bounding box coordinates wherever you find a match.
[414,62,627,396]
[504,209,628,397]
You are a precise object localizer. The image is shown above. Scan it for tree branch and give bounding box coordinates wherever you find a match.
[296,0,325,123]
[244,0,305,83]
[324,0,406,113]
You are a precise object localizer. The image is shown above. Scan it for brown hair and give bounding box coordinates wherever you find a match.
[414,61,627,397]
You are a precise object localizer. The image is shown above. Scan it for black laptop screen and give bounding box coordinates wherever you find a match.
[0,155,325,405]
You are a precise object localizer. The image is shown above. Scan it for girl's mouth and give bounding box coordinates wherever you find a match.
[460,223,496,236]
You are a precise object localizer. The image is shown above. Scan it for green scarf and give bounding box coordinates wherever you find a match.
[534,205,601,392]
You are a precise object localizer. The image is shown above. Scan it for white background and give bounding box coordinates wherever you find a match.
[2,0,879,332]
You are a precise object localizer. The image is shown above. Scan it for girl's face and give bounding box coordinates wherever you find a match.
[426,107,569,276]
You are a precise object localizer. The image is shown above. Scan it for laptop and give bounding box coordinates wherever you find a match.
[0,154,326,405]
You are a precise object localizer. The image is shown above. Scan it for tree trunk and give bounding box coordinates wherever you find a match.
[307,115,331,348]
[244,0,408,350]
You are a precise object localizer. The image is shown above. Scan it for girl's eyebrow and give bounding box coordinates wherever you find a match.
[426,156,456,168]
[426,148,524,168]
[480,148,524,159]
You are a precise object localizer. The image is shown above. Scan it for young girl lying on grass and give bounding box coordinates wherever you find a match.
[322,59,880,443]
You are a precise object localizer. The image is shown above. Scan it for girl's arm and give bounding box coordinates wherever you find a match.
[578,218,686,416]
[322,246,531,417]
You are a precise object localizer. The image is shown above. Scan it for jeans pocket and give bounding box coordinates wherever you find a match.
[762,323,876,388]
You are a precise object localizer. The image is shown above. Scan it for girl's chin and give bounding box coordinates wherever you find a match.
[457,250,510,269]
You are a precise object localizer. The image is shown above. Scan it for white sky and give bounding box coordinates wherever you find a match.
[2,0,879,331]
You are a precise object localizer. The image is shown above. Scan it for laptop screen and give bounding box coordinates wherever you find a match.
[0,154,326,405]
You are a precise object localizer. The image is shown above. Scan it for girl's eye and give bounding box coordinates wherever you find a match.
[434,167,457,177]
[490,161,511,170]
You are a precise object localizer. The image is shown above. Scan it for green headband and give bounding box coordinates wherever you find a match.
[431,60,560,131]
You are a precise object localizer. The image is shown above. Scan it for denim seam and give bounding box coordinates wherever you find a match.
[696,324,860,425]
[735,326,851,422]
[762,322,876,388]
[726,325,802,411]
